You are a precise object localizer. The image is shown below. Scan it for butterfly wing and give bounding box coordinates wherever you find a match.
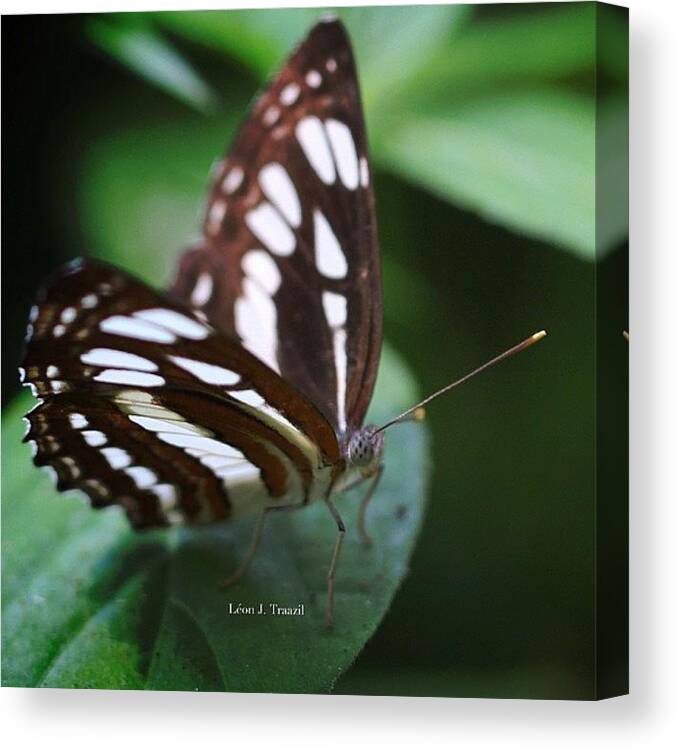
[21,260,340,529]
[170,18,382,438]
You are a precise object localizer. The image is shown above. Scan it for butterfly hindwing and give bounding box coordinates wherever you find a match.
[21,260,340,528]
[170,18,382,437]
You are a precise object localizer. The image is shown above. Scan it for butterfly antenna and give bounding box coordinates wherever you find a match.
[376,330,547,433]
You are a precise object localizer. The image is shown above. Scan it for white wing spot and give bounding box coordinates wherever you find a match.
[322,291,348,328]
[61,307,77,324]
[242,250,282,295]
[149,483,178,508]
[190,272,213,307]
[53,324,66,337]
[280,82,300,106]
[262,106,281,127]
[81,294,98,308]
[314,210,348,279]
[168,355,240,386]
[101,447,132,469]
[296,116,336,184]
[82,430,107,447]
[245,202,296,256]
[206,199,226,235]
[326,119,359,190]
[46,365,60,378]
[69,413,88,429]
[124,466,157,489]
[81,349,158,372]
[360,156,369,187]
[134,309,210,340]
[29,305,39,322]
[83,479,110,499]
[222,166,244,194]
[306,69,322,88]
[94,370,165,387]
[326,58,337,73]
[259,163,301,228]
[272,124,291,141]
[100,315,176,344]
[60,456,81,479]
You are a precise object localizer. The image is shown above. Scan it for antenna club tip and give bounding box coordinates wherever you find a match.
[532,330,547,342]
[412,407,426,422]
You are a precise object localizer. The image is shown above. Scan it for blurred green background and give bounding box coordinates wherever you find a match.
[1,2,628,698]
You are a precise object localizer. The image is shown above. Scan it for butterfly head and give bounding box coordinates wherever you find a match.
[346,424,384,474]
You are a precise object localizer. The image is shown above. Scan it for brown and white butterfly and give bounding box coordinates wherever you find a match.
[20,18,545,628]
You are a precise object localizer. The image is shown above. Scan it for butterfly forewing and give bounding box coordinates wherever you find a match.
[171,18,382,437]
[22,260,340,528]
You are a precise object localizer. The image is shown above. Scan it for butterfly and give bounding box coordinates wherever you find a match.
[19,17,545,629]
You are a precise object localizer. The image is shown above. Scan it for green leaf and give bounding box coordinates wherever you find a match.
[87,16,217,114]
[155,6,470,111]
[2,345,430,691]
[376,88,597,259]
[156,7,320,78]
[409,4,598,97]
[78,115,244,283]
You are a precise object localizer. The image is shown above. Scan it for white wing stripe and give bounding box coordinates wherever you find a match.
[81,348,158,372]
[94,370,165,387]
[128,414,207,436]
[242,250,282,295]
[245,202,296,256]
[314,210,348,279]
[100,315,176,344]
[296,116,336,184]
[326,119,359,190]
[167,355,240,386]
[134,309,210,340]
[322,292,349,433]
[259,162,302,228]
[234,278,279,373]
[156,432,246,459]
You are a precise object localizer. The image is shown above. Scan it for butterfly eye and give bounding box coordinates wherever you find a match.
[348,428,383,467]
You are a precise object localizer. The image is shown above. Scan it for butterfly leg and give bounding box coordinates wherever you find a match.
[220,502,303,588]
[357,463,384,546]
[323,495,346,630]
